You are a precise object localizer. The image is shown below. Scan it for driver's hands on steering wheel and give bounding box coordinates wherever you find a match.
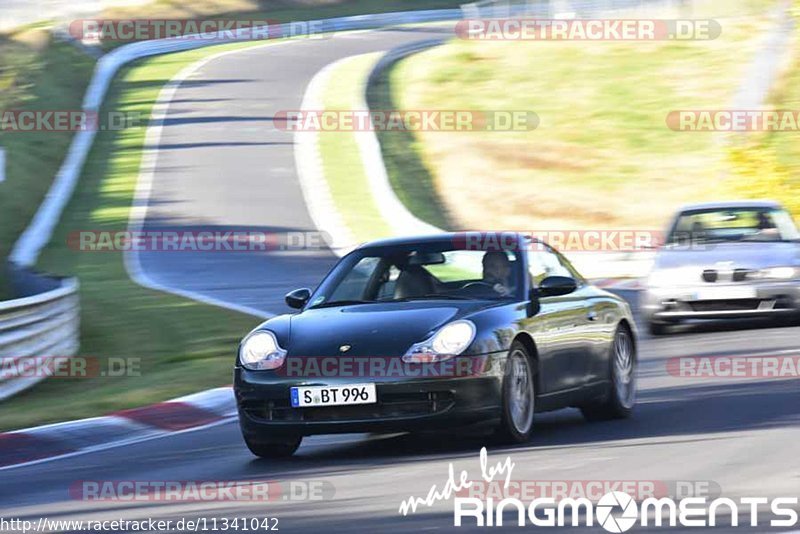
[492,283,511,296]
[462,281,511,296]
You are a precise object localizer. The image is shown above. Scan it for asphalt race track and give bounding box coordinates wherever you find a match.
[134,26,461,314]
[1,25,799,533]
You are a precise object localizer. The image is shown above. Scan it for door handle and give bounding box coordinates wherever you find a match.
[587,310,599,322]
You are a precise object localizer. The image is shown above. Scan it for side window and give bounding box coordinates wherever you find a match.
[328,257,380,301]
[528,247,574,287]
[552,249,586,283]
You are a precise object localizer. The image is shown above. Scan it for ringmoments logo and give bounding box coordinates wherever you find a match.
[596,491,638,533]
[398,449,799,530]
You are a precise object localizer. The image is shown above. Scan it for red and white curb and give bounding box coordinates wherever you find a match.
[0,386,236,470]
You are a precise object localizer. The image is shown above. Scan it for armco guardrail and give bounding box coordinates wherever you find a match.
[0,277,80,401]
[10,8,463,269]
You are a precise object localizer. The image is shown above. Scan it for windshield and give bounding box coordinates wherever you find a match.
[309,245,525,308]
[666,207,800,245]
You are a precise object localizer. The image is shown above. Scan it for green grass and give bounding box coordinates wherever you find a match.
[379,8,778,231]
[727,3,800,216]
[0,32,96,299]
[367,56,455,230]
[317,54,393,242]
[0,41,270,432]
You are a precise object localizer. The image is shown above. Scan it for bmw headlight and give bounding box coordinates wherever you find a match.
[754,266,800,280]
[239,331,287,370]
[402,320,476,363]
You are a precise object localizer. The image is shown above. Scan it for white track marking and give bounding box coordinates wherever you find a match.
[294,58,359,257]
[125,41,297,319]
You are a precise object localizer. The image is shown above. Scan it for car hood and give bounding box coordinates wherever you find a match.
[654,241,800,271]
[286,300,491,357]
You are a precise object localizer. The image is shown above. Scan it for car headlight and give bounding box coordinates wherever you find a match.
[754,266,800,280]
[402,320,476,363]
[239,331,287,370]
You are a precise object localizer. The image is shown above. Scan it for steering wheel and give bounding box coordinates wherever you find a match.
[462,281,494,290]
[460,281,501,297]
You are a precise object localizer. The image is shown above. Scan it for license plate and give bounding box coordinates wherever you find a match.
[290,384,377,408]
[695,286,757,300]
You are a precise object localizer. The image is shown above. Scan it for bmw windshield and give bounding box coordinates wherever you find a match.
[666,207,800,245]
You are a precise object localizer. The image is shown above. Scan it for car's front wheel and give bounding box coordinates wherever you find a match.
[581,324,637,421]
[243,434,302,458]
[494,341,536,443]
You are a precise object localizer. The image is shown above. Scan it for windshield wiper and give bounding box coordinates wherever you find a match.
[311,300,372,309]
[394,294,476,301]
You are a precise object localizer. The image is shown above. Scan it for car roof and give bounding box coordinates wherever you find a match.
[356,232,531,250]
[677,200,783,212]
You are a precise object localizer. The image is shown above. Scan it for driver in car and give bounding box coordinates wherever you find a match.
[482,251,514,296]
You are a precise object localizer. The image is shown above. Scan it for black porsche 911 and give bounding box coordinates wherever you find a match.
[234,233,637,457]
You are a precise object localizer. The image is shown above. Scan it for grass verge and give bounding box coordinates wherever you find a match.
[0,30,96,298]
[367,55,455,230]
[381,8,783,230]
[0,41,269,432]
[316,53,394,242]
[727,5,800,214]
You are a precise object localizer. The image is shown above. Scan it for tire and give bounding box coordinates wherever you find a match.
[581,324,637,422]
[494,341,536,443]
[243,435,302,458]
[648,321,669,336]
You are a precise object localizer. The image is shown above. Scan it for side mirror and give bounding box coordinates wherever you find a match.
[538,276,578,297]
[285,288,311,309]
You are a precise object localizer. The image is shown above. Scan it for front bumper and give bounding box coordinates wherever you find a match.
[234,354,506,437]
[642,281,800,322]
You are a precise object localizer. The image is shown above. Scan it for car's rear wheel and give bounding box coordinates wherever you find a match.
[243,434,302,458]
[494,341,535,443]
[581,325,636,421]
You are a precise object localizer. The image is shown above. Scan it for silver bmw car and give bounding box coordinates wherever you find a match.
[642,200,800,335]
